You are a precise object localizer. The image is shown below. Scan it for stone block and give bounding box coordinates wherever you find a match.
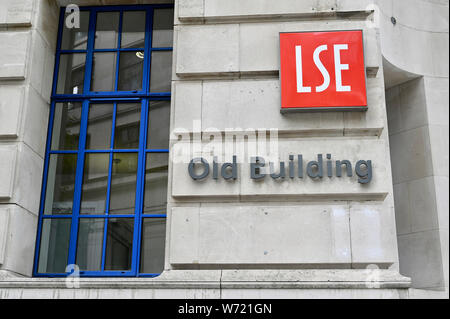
[178,0,203,21]
[392,0,449,33]
[0,86,24,138]
[10,143,44,214]
[170,204,351,266]
[389,126,433,184]
[0,31,31,80]
[398,230,445,289]
[201,79,345,134]
[393,182,411,235]
[434,176,449,230]
[176,24,239,76]
[408,177,439,233]
[204,0,336,18]
[0,205,37,276]
[172,81,202,131]
[0,145,17,199]
[349,199,398,266]
[424,77,449,127]
[0,208,10,265]
[428,124,449,178]
[169,207,200,265]
[35,0,59,52]
[21,86,50,158]
[0,0,34,26]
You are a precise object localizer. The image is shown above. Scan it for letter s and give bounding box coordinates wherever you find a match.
[313,45,330,92]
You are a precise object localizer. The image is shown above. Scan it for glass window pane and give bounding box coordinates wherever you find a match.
[56,53,86,95]
[144,153,168,214]
[61,11,90,50]
[95,12,120,49]
[51,102,82,150]
[140,218,165,274]
[91,52,117,92]
[150,51,172,93]
[76,218,104,271]
[121,11,146,49]
[86,104,114,149]
[152,8,174,47]
[114,103,141,149]
[109,153,138,214]
[44,154,77,215]
[38,219,71,273]
[147,101,170,149]
[105,218,134,271]
[80,154,110,215]
[118,51,144,91]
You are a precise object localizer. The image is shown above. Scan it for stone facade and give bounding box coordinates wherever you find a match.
[0,0,448,299]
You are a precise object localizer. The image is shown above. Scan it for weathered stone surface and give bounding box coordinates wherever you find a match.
[0,146,17,199]
[170,205,351,266]
[0,86,24,138]
[0,0,34,26]
[0,32,31,80]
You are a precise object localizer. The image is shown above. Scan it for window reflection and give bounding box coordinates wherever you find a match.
[144,153,168,214]
[38,219,71,273]
[105,218,134,271]
[76,219,104,271]
[147,101,170,149]
[56,54,86,95]
[140,218,166,273]
[150,51,172,93]
[51,102,82,150]
[61,11,90,50]
[86,104,114,150]
[44,154,77,215]
[152,8,174,47]
[122,11,146,49]
[80,154,109,215]
[109,153,138,215]
[114,103,141,149]
[95,12,120,49]
[118,51,144,91]
[92,52,117,92]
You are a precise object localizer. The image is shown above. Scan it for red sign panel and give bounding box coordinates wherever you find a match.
[280,30,367,112]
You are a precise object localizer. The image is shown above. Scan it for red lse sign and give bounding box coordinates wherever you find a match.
[280,30,367,112]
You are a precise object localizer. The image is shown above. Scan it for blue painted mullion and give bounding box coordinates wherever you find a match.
[67,99,90,267]
[105,102,117,215]
[114,11,124,91]
[146,149,170,153]
[83,9,97,94]
[85,149,139,153]
[150,47,173,51]
[143,8,153,95]
[135,9,153,275]
[100,102,117,271]
[141,214,167,218]
[33,102,57,276]
[100,217,109,272]
[133,99,149,275]
[49,150,78,154]
[51,8,65,97]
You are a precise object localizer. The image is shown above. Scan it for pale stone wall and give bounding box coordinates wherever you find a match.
[0,0,447,299]
[165,0,406,287]
[379,0,449,297]
[0,0,59,277]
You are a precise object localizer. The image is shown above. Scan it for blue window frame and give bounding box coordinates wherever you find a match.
[33,4,173,277]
